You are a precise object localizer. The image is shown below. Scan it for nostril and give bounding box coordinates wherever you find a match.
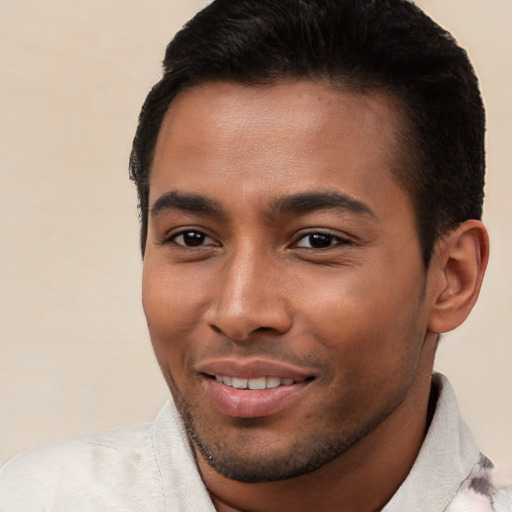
[205,300,293,341]
[209,325,223,335]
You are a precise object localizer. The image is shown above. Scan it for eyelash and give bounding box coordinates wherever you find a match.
[162,229,218,248]
[161,228,351,251]
[292,231,351,250]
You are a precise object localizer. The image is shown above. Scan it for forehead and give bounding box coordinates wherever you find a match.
[150,80,409,213]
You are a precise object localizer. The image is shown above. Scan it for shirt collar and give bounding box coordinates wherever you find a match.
[152,373,480,512]
[383,373,480,511]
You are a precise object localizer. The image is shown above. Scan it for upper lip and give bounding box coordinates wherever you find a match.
[195,358,316,380]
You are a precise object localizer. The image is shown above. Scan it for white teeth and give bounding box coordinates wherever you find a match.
[215,375,296,389]
[248,377,266,390]
[231,377,248,389]
[265,377,281,389]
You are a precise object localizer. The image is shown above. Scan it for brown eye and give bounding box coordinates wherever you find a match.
[172,230,214,247]
[307,233,334,248]
[294,232,350,249]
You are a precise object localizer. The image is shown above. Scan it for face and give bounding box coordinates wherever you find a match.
[143,81,434,482]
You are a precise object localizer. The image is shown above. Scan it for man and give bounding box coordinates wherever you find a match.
[0,0,510,510]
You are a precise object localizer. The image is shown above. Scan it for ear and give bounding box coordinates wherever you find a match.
[427,220,489,334]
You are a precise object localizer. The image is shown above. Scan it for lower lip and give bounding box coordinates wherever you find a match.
[203,377,311,418]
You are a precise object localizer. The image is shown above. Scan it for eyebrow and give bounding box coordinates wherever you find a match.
[150,190,226,218]
[270,191,376,218]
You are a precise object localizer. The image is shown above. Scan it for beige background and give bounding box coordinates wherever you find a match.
[1,0,511,481]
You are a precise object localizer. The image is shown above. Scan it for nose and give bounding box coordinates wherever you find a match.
[204,247,293,342]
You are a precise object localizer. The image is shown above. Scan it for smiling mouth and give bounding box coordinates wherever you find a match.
[208,374,314,390]
[202,372,315,417]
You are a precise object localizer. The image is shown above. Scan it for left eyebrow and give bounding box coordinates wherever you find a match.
[270,191,376,218]
[150,190,226,218]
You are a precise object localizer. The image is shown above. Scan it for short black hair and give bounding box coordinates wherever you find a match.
[129,0,485,266]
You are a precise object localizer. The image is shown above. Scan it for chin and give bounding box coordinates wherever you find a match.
[178,396,390,483]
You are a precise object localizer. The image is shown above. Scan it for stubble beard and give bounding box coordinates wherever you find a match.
[173,389,406,483]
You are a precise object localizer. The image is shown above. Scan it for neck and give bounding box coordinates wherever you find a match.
[200,336,438,512]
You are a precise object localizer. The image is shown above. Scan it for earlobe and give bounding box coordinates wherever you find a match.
[428,220,489,334]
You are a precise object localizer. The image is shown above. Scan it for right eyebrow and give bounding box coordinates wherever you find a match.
[270,191,376,219]
[150,190,226,219]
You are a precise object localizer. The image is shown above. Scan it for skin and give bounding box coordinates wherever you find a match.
[142,81,488,512]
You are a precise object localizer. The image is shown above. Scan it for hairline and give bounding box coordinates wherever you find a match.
[142,75,435,267]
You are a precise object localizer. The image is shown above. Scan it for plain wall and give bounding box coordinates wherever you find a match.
[1,0,511,481]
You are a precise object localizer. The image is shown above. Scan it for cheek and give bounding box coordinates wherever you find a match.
[142,261,210,371]
[143,258,209,324]
[292,262,426,374]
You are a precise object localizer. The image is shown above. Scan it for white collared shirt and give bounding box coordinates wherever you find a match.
[1,374,510,511]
